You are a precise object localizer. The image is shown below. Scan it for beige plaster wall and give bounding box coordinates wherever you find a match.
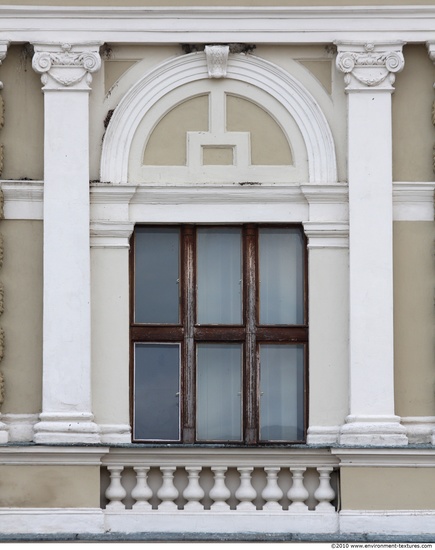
[0,465,100,507]
[393,221,435,417]
[0,45,43,181]
[341,467,435,510]
[0,220,42,414]
[393,45,435,183]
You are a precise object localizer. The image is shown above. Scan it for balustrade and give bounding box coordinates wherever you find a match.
[102,452,338,513]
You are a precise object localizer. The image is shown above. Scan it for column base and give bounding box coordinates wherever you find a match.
[2,413,38,442]
[99,424,131,444]
[33,412,101,444]
[0,420,9,443]
[401,416,435,444]
[307,425,340,445]
[339,415,408,446]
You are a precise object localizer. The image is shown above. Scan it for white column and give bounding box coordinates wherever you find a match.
[32,43,102,443]
[336,42,407,446]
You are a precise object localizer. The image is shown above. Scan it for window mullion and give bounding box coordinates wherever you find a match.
[182,225,195,443]
[244,225,258,445]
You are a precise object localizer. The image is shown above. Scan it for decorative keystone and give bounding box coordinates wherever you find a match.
[336,42,405,91]
[32,42,102,90]
[205,45,230,78]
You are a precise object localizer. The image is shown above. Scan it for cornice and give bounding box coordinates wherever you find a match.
[0,6,435,44]
[0,446,109,465]
[331,447,435,467]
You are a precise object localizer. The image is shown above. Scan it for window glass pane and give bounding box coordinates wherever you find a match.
[135,227,179,324]
[134,343,180,440]
[197,228,242,325]
[259,344,304,441]
[196,343,242,441]
[259,228,304,325]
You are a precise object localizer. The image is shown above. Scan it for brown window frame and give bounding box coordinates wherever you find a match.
[130,223,308,445]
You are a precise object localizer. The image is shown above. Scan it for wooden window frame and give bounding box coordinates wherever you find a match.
[130,223,308,445]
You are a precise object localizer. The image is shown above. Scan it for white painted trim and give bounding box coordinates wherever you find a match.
[1,181,432,223]
[0,508,105,535]
[401,416,435,444]
[339,510,435,536]
[0,6,435,44]
[331,448,435,467]
[104,511,339,535]
[303,222,349,249]
[2,508,435,537]
[100,52,337,184]
[1,181,43,220]
[0,446,109,466]
[1,414,38,442]
[99,424,131,444]
[393,182,435,222]
[90,221,134,249]
[307,426,341,445]
[102,446,339,468]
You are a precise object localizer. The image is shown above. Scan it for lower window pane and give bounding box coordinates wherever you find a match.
[196,343,242,441]
[259,344,304,441]
[134,343,180,441]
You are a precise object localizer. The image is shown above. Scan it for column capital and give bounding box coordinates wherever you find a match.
[32,42,102,91]
[335,41,405,92]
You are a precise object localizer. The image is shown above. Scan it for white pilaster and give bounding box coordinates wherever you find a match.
[425,42,435,447]
[0,40,9,444]
[32,43,102,443]
[90,220,134,444]
[336,42,407,446]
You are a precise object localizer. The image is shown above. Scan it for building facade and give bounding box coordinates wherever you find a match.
[0,0,433,539]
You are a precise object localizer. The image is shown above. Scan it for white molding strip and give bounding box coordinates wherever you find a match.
[401,416,435,445]
[1,414,38,443]
[1,181,432,222]
[1,180,43,220]
[0,508,435,537]
[331,448,435,467]
[104,511,339,535]
[1,6,435,44]
[0,508,105,535]
[393,182,435,221]
[0,446,109,466]
[339,510,435,536]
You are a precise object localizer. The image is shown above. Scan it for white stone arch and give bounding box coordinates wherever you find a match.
[100,51,337,184]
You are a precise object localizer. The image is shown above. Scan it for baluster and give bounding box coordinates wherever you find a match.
[288,467,309,512]
[314,467,336,512]
[183,466,205,511]
[132,466,153,510]
[105,466,127,510]
[210,466,231,510]
[157,466,179,510]
[235,467,257,510]
[262,467,283,510]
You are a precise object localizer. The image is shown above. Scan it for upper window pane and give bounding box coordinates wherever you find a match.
[134,227,180,324]
[197,228,242,325]
[259,228,304,325]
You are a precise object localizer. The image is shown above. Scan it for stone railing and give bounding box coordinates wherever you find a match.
[101,448,339,534]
